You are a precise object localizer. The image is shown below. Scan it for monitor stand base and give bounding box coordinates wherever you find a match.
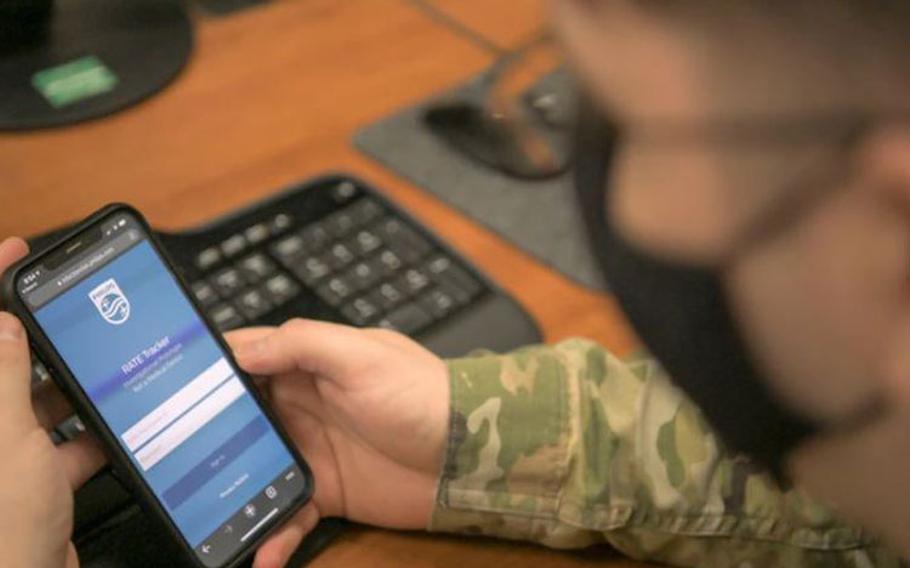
[0,0,192,131]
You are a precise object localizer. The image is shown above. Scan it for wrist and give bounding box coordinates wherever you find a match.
[393,356,450,529]
[412,357,450,528]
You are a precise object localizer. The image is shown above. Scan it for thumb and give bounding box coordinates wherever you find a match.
[0,312,37,434]
[233,319,379,379]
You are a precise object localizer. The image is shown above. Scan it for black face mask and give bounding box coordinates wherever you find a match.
[572,114,817,480]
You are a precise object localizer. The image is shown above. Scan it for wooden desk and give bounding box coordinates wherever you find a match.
[0,1,654,566]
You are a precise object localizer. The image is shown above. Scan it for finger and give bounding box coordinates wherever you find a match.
[66,542,79,568]
[252,503,320,568]
[224,327,277,351]
[56,434,107,489]
[0,237,29,280]
[225,328,281,398]
[233,319,379,378]
[32,379,74,430]
[0,312,37,431]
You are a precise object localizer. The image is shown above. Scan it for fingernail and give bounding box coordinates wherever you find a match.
[236,337,268,359]
[0,313,23,342]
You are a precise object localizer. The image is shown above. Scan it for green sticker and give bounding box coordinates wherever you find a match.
[32,56,119,109]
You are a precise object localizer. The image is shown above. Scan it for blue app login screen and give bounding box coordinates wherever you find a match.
[33,238,298,551]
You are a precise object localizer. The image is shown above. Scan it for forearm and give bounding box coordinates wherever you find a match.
[431,340,898,567]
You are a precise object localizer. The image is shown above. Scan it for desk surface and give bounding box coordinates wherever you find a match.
[0,1,656,566]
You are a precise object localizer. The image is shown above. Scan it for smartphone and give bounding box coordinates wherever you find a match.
[2,204,314,568]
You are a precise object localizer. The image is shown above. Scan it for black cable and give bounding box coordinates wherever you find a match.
[405,0,508,56]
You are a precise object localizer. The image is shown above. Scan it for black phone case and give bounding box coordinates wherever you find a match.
[1,203,315,568]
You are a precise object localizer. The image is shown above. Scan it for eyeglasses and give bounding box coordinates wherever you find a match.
[586,97,888,259]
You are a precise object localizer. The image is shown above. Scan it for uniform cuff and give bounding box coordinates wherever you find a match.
[429,350,570,540]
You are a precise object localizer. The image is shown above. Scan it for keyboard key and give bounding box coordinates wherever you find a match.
[300,223,330,253]
[220,234,247,258]
[403,232,433,256]
[237,253,276,283]
[370,282,406,311]
[425,255,453,277]
[210,304,245,331]
[384,239,419,264]
[374,249,403,276]
[31,359,51,384]
[378,303,433,334]
[271,235,306,263]
[196,247,222,270]
[323,243,355,270]
[192,281,219,308]
[419,289,456,319]
[292,256,332,286]
[325,210,356,238]
[396,268,431,296]
[262,273,300,306]
[210,268,246,297]
[425,256,482,301]
[341,297,380,326]
[244,223,271,245]
[374,218,406,243]
[316,277,354,307]
[348,198,384,225]
[270,213,293,234]
[375,218,432,262]
[331,180,359,203]
[234,289,273,320]
[437,281,475,306]
[56,415,86,441]
[344,261,381,291]
[349,229,383,256]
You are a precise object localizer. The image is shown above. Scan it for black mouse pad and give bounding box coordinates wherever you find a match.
[353,69,608,292]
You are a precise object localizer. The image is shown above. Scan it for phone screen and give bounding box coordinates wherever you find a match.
[15,211,308,567]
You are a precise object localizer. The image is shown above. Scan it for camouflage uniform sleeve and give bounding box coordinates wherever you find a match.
[429,339,899,567]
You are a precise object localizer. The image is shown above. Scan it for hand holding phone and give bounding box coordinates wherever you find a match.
[0,237,106,568]
[2,207,314,568]
[224,319,450,535]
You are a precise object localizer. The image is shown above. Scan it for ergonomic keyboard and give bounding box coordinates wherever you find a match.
[26,174,542,567]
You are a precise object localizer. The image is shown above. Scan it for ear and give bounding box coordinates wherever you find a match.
[860,126,910,406]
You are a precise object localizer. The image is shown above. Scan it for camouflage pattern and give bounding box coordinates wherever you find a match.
[430,339,900,567]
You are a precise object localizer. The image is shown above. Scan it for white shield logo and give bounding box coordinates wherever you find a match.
[89,278,131,325]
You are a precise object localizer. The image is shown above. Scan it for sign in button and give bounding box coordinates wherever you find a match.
[163,416,269,510]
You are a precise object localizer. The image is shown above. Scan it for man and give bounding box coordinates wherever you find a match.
[1,1,908,566]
